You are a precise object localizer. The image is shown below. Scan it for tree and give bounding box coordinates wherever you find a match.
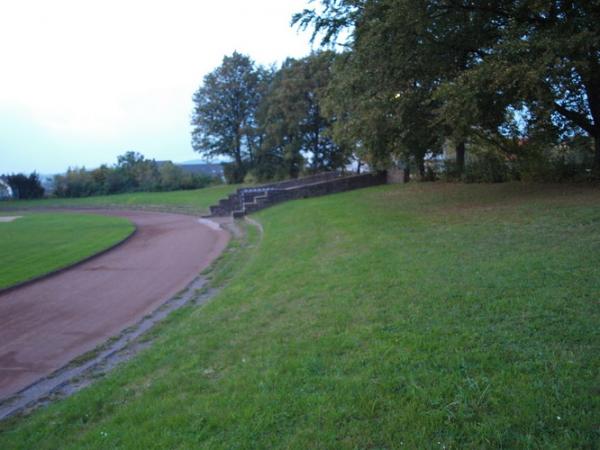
[4,173,44,199]
[51,151,214,198]
[441,0,600,171]
[295,0,600,176]
[0,178,10,199]
[296,2,445,176]
[322,51,408,171]
[191,52,268,183]
[116,151,159,191]
[295,1,504,176]
[256,52,349,181]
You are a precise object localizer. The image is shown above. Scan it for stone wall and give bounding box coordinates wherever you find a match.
[209,171,387,218]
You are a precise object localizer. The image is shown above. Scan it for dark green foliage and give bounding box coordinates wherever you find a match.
[439,136,595,182]
[191,52,270,183]
[255,52,350,181]
[191,52,350,184]
[52,152,214,198]
[222,161,249,185]
[436,0,600,170]
[297,0,486,176]
[2,172,45,199]
[512,139,596,182]
[463,153,512,183]
[295,0,600,180]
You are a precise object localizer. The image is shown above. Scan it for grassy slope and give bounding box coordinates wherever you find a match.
[0,213,134,289]
[1,183,599,448]
[0,185,236,215]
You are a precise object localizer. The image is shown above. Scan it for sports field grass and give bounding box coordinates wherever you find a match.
[0,183,598,448]
[0,213,134,290]
[0,185,237,215]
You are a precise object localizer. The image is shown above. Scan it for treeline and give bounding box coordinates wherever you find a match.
[0,173,45,199]
[1,153,217,200]
[191,51,354,183]
[52,152,215,198]
[191,1,599,183]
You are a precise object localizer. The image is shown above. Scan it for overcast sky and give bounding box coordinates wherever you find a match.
[0,0,315,174]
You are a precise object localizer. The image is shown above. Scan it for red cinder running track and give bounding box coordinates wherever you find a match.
[0,210,229,400]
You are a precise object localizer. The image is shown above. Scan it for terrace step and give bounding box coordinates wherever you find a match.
[207,171,387,218]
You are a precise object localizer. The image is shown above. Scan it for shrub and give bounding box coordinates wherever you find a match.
[222,162,247,184]
[515,143,594,182]
[52,152,218,198]
[3,173,45,199]
[463,153,511,183]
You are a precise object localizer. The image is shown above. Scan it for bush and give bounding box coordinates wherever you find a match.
[53,168,96,197]
[515,144,594,182]
[222,162,247,184]
[52,152,218,198]
[441,159,461,181]
[243,172,259,185]
[2,173,45,199]
[463,153,511,183]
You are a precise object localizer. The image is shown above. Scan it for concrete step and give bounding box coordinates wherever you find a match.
[208,171,387,218]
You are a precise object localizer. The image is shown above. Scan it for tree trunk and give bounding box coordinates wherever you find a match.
[234,149,243,171]
[583,62,600,174]
[403,165,410,183]
[456,141,466,174]
[233,131,245,183]
[417,156,425,179]
[235,127,243,165]
[594,136,600,175]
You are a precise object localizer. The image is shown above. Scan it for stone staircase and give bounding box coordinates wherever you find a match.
[208,171,387,218]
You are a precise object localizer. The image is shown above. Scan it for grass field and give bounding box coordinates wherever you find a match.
[0,183,598,448]
[0,185,237,215]
[0,213,134,290]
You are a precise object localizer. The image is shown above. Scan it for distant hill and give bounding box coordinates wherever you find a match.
[156,161,224,179]
[179,159,226,165]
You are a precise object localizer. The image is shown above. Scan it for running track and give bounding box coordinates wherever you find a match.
[0,210,229,400]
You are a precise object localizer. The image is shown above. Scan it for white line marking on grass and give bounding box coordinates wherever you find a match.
[0,216,22,223]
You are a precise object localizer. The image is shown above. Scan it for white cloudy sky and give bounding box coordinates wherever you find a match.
[0,0,315,174]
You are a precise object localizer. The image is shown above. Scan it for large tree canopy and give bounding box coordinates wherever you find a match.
[256,51,349,180]
[191,52,269,182]
[438,1,600,167]
[295,0,600,174]
[191,51,351,183]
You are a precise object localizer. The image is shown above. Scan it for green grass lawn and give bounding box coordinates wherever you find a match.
[0,184,237,215]
[0,213,134,290]
[1,183,598,448]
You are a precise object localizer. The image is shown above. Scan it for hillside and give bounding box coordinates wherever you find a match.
[1,183,598,448]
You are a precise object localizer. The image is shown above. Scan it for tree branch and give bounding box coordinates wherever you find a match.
[553,102,595,136]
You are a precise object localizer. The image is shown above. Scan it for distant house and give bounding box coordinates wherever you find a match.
[0,178,13,199]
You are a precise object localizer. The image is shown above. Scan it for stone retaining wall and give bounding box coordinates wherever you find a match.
[209,171,387,218]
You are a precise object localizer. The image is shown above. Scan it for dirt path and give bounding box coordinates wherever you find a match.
[0,210,229,400]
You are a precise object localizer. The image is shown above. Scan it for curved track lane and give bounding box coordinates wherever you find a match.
[0,210,229,399]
